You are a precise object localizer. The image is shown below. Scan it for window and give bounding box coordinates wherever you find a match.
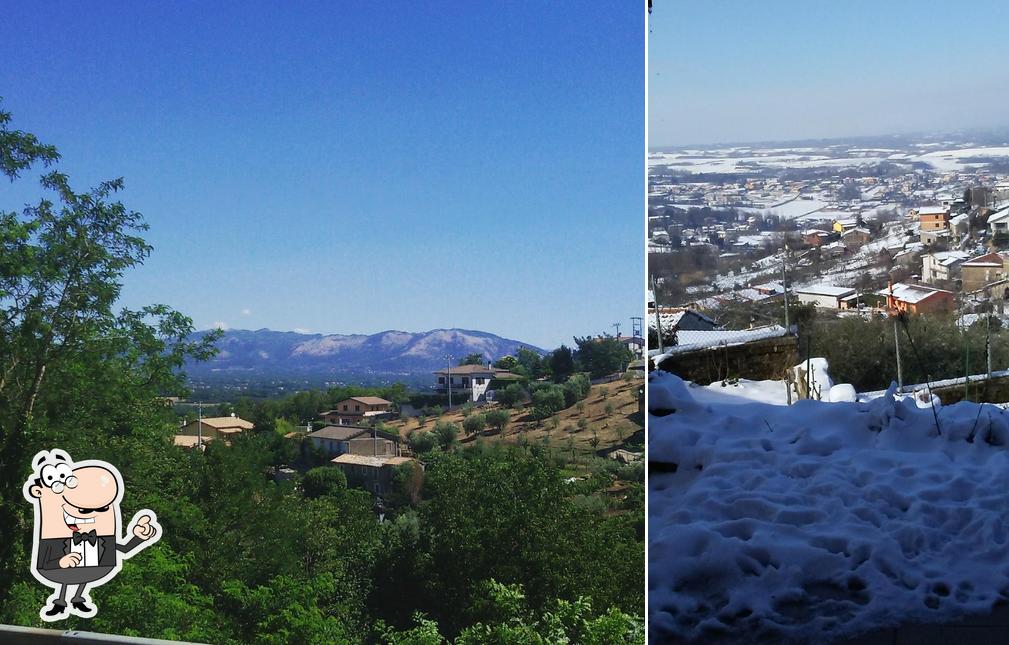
[438,377,445,384]
[342,404,348,411]
[475,377,484,384]
[355,405,361,412]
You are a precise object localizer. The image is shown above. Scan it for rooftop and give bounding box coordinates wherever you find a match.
[794,285,856,298]
[330,454,414,468]
[879,282,953,304]
[186,416,254,431]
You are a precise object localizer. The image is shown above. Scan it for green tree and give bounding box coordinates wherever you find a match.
[493,355,520,371]
[573,336,633,379]
[485,409,511,434]
[496,383,528,408]
[548,345,575,382]
[0,105,219,604]
[433,421,459,450]
[459,353,485,366]
[531,385,565,420]
[409,430,437,454]
[462,413,486,436]
[302,466,348,498]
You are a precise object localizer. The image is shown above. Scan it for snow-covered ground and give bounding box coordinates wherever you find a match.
[650,371,1009,643]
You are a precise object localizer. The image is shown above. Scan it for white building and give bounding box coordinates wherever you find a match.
[433,364,521,402]
[794,285,857,309]
[921,251,970,284]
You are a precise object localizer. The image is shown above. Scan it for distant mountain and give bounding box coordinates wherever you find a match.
[183,328,546,381]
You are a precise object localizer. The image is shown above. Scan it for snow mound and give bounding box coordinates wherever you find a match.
[649,370,1009,643]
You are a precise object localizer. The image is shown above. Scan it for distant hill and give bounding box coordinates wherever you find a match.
[184,327,547,381]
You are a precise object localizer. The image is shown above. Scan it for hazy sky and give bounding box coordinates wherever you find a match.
[649,1,1009,147]
[0,3,644,349]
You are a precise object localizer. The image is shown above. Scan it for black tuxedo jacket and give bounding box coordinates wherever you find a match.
[36,534,144,571]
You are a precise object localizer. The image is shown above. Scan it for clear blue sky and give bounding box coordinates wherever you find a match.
[650,1,1009,147]
[0,3,644,349]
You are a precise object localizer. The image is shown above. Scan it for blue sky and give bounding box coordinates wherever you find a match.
[650,1,1009,147]
[0,3,644,349]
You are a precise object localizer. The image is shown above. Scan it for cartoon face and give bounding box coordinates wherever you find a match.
[28,464,121,539]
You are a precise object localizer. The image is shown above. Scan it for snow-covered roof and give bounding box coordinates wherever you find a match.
[962,252,1005,268]
[878,282,952,304]
[658,325,790,357]
[926,250,970,267]
[794,285,856,298]
[916,206,949,216]
[842,227,871,236]
[987,207,1009,225]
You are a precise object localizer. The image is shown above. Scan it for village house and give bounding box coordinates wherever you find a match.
[319,396,393,426]
[174,414,255,449]
[960,252,1008,293]
[921,251,970,284]
[841,227,872,251]
[794,285,857,309]
[832,218,858,234]
[802,230,831,247]
[987,206,1009,237]
[879,282,954,315]
[917,206,950,232]
[433,363,521,402]
[307,425,400,457]
[330,454,420,496]
[650,307,720,337]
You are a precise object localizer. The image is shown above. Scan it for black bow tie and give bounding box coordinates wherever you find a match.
[72,530,97,546]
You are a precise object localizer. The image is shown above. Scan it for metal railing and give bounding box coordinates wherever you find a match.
[0,625,206,645]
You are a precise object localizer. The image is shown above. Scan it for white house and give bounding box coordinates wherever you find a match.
[433,364,521,402]
[794,285,856,308]
[921,251,969,284]
[988,206,1009,236]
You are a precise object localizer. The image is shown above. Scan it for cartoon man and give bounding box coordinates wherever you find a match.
[23,449,161,621]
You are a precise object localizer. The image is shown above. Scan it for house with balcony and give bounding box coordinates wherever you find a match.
[433,364,521,402]
[921,251,969,285]
[319,396,393,426]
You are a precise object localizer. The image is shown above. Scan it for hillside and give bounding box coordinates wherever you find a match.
[184,327,546,381]
[389,376,644,455]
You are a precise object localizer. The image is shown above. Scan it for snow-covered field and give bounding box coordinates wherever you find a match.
[649,372,1009,643]
[649,144,1009,175]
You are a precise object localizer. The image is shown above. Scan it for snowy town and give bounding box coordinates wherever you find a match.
[648,137,1009,644]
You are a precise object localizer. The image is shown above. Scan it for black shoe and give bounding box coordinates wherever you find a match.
[43,602,67,617]
[71,600,95,614]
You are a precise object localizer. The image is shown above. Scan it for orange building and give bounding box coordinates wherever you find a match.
[879,282,954,315]
[917,206,950,232]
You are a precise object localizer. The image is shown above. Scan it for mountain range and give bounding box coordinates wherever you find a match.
[184,327,546,381]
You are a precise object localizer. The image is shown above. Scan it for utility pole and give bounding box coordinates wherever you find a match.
[198,401,203,449]
[612,322,621,337]
[650,275,664,355]
[889,282,903,393]
[987,306,993,380]
[445,355,453,409]
[782,245,790,330]
[894,317,904,393]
